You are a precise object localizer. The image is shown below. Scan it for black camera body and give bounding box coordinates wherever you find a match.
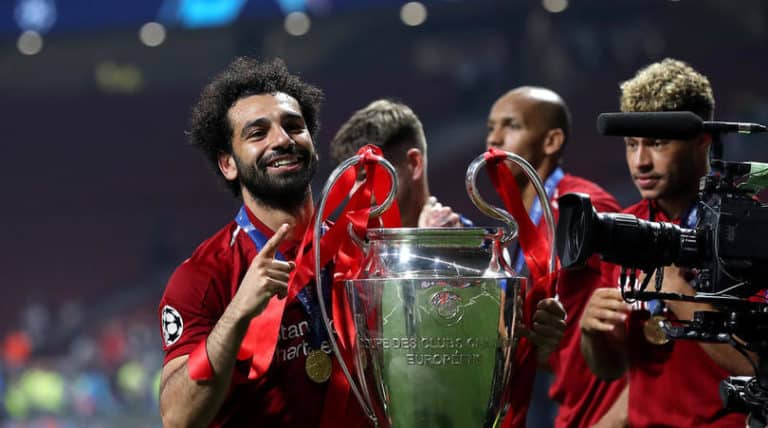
[556,159,768,297]
[694,163,768,295]
[556,159,768,423]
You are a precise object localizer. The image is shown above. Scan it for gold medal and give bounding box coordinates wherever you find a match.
[643,315,670,345]
[305,349,332,383]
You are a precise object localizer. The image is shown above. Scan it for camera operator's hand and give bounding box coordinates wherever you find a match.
[521,298,567,364]
[579,288,631,380]
[581,288,631,340]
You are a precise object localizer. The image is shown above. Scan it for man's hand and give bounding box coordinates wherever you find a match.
[580,288,630,342]
[231,224,295,320]
[523,298,566,363]
[580,288,631,380]
[418,196,462,227]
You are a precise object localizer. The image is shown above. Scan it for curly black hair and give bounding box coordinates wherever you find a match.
[188,57,324,196]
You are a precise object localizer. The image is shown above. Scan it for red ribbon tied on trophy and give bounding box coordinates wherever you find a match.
[239,144,399,380]
[482,147,559,428]
[482,147,558,303]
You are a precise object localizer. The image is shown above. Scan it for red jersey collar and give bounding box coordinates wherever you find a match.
[241,204,301,259]
[647,199,675,223]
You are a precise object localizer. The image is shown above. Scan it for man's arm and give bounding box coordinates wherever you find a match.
[580,288,631,380]
[160,306,251,427]
[591,384,628,428]
[660,266,755,376]
[159,224,294,428]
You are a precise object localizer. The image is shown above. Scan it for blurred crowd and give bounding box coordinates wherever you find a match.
[1,298,162,427]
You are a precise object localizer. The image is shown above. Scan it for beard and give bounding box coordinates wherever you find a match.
[234,144,318,211]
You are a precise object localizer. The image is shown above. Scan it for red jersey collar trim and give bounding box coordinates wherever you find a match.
[646,199,679,224]
[241,204,300,258]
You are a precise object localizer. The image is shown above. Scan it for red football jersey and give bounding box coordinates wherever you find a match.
[504,173,626,428]
[159,207,349,427]
[619,200,746,427]
[545,174,627,428]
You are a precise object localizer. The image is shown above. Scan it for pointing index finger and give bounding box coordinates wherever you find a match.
[261,223,291,258]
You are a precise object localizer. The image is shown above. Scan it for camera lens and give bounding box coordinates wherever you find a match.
[556,193,696,271]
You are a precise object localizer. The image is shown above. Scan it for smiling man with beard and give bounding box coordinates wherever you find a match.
[157,57,368,428]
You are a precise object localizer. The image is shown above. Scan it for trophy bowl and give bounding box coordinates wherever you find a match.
[345,227,524,428]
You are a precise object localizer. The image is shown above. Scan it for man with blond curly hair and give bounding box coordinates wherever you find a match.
[580,58,753,427]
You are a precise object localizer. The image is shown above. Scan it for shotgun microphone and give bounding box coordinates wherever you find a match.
[597,111,767,139]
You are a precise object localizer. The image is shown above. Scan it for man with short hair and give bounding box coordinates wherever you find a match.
[580,58,754,427]
[330,96,569,426]
[158,57,366,428]
[486,86,625,428]
[330,99,466,228]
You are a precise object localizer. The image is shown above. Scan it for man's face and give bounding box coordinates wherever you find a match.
[624,137,705,201]
[486,93,547,177]
[226,92,318,209]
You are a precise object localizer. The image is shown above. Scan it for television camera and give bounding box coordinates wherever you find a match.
[556,111,768,426]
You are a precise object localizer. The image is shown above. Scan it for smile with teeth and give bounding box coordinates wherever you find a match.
[268,158,300,168]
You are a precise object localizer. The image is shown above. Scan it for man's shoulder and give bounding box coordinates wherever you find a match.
[159,221,246,357]
[163,221,243,298]
[558,173,621,212]
[185,221,242,270]
[558,173,613,197]
[622,200,647,216]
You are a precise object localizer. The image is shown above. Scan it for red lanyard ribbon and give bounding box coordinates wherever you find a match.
[482,148,558,305]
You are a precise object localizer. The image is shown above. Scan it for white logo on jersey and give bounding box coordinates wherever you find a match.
[161,305,183,346]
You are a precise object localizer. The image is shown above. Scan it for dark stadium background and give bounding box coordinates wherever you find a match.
[1,0,766,425]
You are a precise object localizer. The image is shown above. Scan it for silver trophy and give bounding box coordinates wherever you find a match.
[314,151,556,428]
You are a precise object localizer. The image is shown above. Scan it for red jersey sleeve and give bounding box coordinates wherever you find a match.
[158,225,241,366]
[158,260,220,364]
[590,188,622,214]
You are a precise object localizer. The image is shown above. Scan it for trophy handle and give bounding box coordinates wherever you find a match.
[465,152,557,277]
[348,223,369,255]
[313,153,398,427]
[465,157,518,243]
